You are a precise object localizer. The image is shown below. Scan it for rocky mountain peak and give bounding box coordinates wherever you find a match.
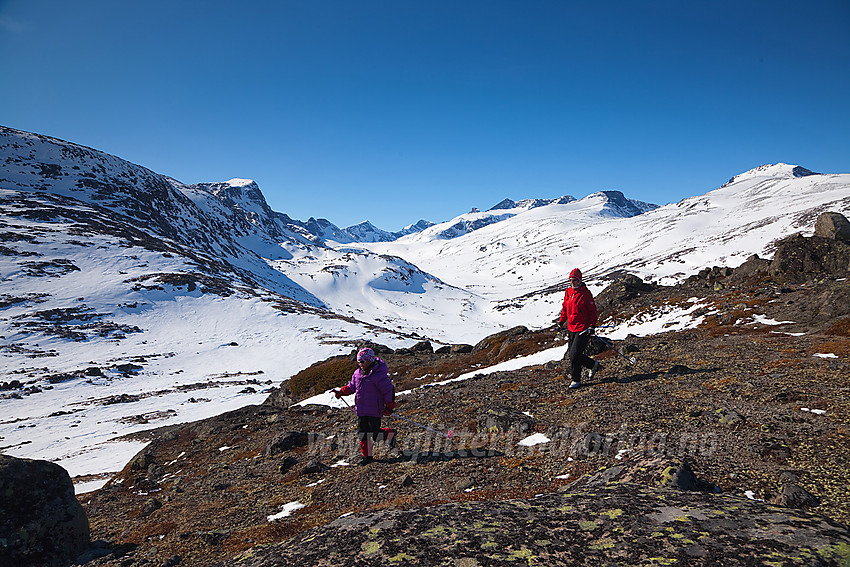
[587,190,658,217]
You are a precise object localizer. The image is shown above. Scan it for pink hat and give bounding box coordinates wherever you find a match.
[357,347,376,363]
[569,268,582,279]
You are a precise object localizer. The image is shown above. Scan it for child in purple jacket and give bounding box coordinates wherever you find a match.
[335,347,397,465]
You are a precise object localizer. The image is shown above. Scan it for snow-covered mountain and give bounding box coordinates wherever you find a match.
[360,163,850,311]
[1,124,849,492]
[304,217,435,244]
[390,191,656,243]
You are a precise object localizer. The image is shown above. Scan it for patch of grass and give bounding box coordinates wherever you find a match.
[128,520,178,540]
[809,339,850,357]
[288,356,356,396]
[826,317,850,337]
[497,337,545,360]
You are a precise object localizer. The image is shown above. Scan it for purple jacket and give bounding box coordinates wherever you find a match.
[346,358,394,417]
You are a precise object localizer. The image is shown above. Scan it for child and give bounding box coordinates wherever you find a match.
[334,347,397,465]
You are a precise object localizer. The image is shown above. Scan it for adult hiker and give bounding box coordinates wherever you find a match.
[334,347,397,465]
[557,268,600,389]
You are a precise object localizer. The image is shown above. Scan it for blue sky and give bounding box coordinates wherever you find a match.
[2,1,848,231]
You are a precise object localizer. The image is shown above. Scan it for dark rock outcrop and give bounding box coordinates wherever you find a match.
[263,431,309,457]
[0,455,91,567]
[596,272,656,313]
[263,385,294,409]
[224,483,850,566]
[769,233,850,280]
[729,253,770,280]
[774,483,821,510]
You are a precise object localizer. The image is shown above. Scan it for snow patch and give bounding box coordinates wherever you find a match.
[267,501,306,521]
[518,433,550,447]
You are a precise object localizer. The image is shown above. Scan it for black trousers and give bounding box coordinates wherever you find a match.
[567,331,595,383]
[357,416,384,442]
[357,416,395,456]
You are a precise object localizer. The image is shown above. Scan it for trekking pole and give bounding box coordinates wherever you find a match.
[334,390,454,440]
[596,336,637,365]
[332,390,356,413]
[391,413,454,440]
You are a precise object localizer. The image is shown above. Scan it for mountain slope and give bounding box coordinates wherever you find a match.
[0,126,428,483]
[361,165,850,310]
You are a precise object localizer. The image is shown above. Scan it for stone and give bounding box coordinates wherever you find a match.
[773,483,820,509]
[714,408,746,427]
[596,273,655,311]
[769,233,850,279]
[813,212,850,242]
[731,254,770,280]
[262,385,294,409]
[659,461,718,492]
[141,498,163,517]
[0,455,91,567]
[278,456,298,474]
[477,406,535,435]
[263,431,309,457]
[299,459,330,476]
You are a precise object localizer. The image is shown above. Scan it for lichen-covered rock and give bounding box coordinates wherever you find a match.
[224,483,850,566]
[472,326,528,353]
[0,455,91,567]
[769,233,850,279]
[477,406,535,435]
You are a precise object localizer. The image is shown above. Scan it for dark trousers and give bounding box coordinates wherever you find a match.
[567,331,595,383]
[358,416,394,456]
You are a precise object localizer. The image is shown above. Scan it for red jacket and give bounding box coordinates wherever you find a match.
[559,284,598,332]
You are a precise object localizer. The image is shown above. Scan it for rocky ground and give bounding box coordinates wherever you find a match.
[69,229,850,566]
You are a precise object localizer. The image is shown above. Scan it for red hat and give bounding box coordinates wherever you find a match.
[569,268,582,279]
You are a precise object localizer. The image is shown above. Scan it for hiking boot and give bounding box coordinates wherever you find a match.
[568,380,581,389]
[357,456,374,466]
[589,361,601,380]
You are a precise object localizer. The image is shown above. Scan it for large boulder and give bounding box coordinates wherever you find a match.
[596,273,656,312]
[0,455,91,567]
[769,233,850,280]
[730,253,770,281]
[813,211,850,242]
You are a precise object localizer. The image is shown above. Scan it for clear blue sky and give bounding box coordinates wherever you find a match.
[2,1,848,231]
